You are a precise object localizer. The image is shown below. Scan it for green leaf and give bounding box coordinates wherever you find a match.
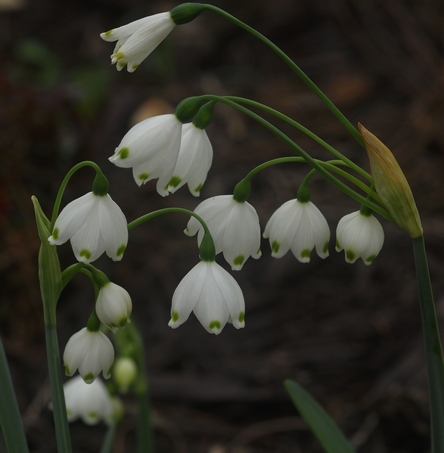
[284,379,355,453]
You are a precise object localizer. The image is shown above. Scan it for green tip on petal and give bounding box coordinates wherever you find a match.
[171,310,179,322]
[233,255,244,267]
[138,173,149,182]
[103,29,113,37]
[346,250,356,262]
[194,183,203,194]
[168,176,182,188]
[64,364,71,375]
[116,245,126,257]
[88,412,98,421]
[118,62,127,69]
[83,372,95,383]
[52,227,59,240]
[119,317,128,328]
[80,249,91,260]
[114,51,124,61]
[272,240,280,254]
[366,254,376,264]
[300,249,311,259]
[118,147,129,159]
[209,320,221,330]
[238,311,245,323]
[323,242,329,254]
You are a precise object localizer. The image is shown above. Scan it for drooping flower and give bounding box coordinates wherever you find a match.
[108,114,182,196]
[336,210,384,265]
[100,12,176,72]
[63,376,113,425]
[95,283,132,333]
[63,328,115,383]
[168,260,245,334]
[263,199,330,262]
[168,123,213,196]
[48,192,128,264]
[185,195,261,270]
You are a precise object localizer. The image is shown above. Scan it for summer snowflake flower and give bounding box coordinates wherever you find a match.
[168,260,245,334]
[95,283,132,333]
[108,114,182,196]
[168,123,213,196]
[100,12,176,72]
[48,192,128,264]
[185,195,261,270]
[63,328,115,383]
[63,376,113,425]
[263,199,330,262]
[336,211,384,265]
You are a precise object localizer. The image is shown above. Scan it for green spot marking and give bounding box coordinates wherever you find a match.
[301,249,311,259]
[209,320,221,330]
[104,30,113,37]
[194,183,203,194]
[52,228,59,240]
[88,412,98,421]
[323,241,329,254]
[169,176,182,188]
[272,240,280,254]
[119,317,127,327]
[116,245,126,257]
[138,173,149,181]
[366,254,376,263]
[83,372,94,383]
[346,250,356,262]
[64,364,70,375]
[114,51,124,60]
[233,255,244,266]
[238,311,245,323]
[171,310,179,322]
[80,249,91,260]
[335,239,340,249]
[130,64,139,71]
[118,147,129,159]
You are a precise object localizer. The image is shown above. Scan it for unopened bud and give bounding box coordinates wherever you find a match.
[113,357,138,393]
[359,123,422,238]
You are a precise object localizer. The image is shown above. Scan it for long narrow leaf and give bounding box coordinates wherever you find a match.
[284,379,355,453]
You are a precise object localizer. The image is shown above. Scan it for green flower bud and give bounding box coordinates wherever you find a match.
[175,97,204,123]
[113,357,138,393]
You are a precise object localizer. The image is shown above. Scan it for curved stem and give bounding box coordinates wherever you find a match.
[226,96,370,181]
[199,95,391,220]
[412,236,444,453]
[200,4,364,147]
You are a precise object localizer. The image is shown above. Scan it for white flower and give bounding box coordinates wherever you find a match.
[108,114,182,196]
[100,12,176,72]
[185,195,261,270]
[96,283,132,333]
[63,328,115,383]
[169,260,245,334]
[168,123,213,196]
[63,376,113,425]
[335,211,384,265]
[48,192,128,264]
[263,199,330,262]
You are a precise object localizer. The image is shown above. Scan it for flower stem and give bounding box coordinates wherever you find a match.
[412,235,444,453]
[200,4,364,147]
[99,421,118,453]
[0,336,29,453]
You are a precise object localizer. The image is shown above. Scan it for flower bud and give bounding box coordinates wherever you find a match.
[359,123,422,238]
[113,357,138,393]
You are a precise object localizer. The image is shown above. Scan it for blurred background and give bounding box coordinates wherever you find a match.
[1,0,444,452]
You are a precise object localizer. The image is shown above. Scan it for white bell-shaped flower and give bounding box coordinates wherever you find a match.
[263,199,330,262]
[100,12,176,72]
[48,192,128,264]
[168,123,213,196]
[63,328,115,383]
[169,260,245,334]
[108,114,182,196]
[336,210,384,265]
[63,376,113,425]
[95,283,132,333]
[185,195,261,270]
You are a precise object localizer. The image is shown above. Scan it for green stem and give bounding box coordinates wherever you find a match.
[0,336,29,453]
[99,421,118,453]
[226,96,370,181]
[199,95,391,220]
[50,161,104,232]
[200,4,364,147]
[412,236,444,453]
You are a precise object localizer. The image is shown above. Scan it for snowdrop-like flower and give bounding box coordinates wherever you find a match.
[109,114,182,196]
[169,260,245,334]
[168,123,213,196]
[263,199,330,262]
[336,211,384,265]
[48,192,128,264]
[96,283,132,333]
[63,328,115,383]
[100,12,176,72]
[185,195,261,270]
[63,376,113,425]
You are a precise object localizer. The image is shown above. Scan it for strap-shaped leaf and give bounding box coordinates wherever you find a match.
[284,379,355,453]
